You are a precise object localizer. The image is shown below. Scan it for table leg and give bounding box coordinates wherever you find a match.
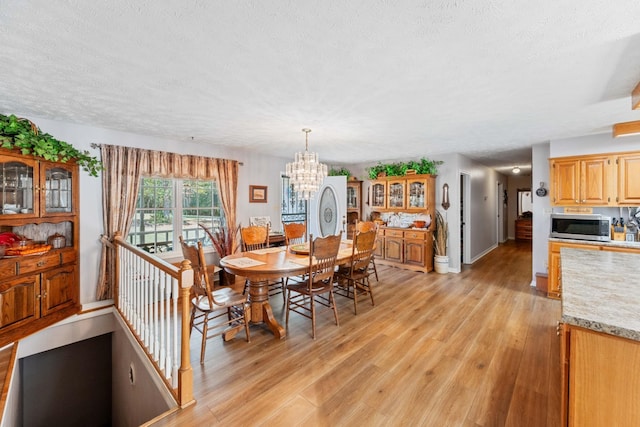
[248,279,286,339]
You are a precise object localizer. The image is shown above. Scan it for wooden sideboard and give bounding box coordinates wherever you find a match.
[515,218,532,240]
[0,148,80,347]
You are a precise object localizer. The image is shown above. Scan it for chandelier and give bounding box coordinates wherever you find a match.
[285,128,328,200]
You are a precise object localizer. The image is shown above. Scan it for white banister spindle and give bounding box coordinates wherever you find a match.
[112,238,193,405]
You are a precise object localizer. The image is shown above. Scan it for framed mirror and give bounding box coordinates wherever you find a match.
[517,189,533,218]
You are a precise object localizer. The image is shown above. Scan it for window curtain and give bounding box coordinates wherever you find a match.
[96,144,239,300]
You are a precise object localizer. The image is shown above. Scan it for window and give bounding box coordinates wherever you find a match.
[280,174,307,225]
[127,177,223,253]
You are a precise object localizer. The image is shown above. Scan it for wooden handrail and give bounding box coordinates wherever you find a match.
[112,233,194,407]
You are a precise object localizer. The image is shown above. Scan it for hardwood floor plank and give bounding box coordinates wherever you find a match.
[151,241,561,427]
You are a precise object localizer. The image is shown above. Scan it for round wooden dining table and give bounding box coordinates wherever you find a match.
[220,242,353,339]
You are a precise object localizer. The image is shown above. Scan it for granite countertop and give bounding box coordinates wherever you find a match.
[561,247,640,341]
[550,237,640,249]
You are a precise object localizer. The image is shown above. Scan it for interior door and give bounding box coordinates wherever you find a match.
[308,176,347,238]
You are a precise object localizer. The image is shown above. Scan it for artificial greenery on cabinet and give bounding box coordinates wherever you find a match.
[0,114,102,177]
[366,157,443,179]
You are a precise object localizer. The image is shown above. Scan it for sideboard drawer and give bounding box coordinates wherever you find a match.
[385,229,404,238]
[17,253,61,276]
[404,230,427,240]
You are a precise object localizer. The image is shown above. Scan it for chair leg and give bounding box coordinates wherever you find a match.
[371,257,379,281]
[353,279,358,315]
[281,279,286,303]
[330,289,339,326]
[285,289,291,327]
[311,295,316,340]
[243,303,251,342]
[200,314,208,364]
[367,276,375,306]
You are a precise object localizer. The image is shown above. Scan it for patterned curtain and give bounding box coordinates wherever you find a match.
[211,158,239,253]
[96,144,239,300]
[96,145,148,300]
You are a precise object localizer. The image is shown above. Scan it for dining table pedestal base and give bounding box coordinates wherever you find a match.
[248,279,286,339]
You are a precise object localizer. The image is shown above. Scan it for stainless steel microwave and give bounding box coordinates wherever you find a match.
[550,214,611,242]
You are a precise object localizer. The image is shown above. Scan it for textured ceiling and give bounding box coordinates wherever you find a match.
[2,1,640,175]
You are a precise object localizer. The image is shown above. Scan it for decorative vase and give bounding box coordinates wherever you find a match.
[434,255,449,274]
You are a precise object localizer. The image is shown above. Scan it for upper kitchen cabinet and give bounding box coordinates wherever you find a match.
[550,155,614,206]
[616,153,640,205]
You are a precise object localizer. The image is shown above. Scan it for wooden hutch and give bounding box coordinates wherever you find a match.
[0,148,80,347]
[346,179,362,238]
[368,173,436,273]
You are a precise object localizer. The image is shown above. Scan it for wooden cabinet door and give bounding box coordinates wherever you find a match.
[560,323,570,427]
[374,234,384,258]
[40,161,77,216]
[370,181,386,209]
[548,249,562,299]
[0,274,40,330]
[0,153,38,217]
[617,153,640,205]
[384,237,403,262]
[41,265,77,316]
[580,156,612,205]
[387,180,405,209]
[551,159,580,206]
[569,327,640,426]
[346,181,361,211]
[406,178,427,210]
[404,239,424,266]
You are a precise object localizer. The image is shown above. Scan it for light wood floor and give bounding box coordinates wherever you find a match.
[152,240,561,427]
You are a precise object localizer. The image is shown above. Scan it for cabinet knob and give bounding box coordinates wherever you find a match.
[582,200,586,203]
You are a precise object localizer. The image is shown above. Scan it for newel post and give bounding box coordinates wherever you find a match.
[178,259,195,407]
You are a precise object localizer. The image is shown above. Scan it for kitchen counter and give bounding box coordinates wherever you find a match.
[561,247,640,341]
[550,236,640,249]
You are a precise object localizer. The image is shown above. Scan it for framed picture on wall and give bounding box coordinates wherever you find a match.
[249,185,267,203]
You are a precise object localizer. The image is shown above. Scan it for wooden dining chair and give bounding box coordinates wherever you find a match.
[285,232,342,339]
[355,221,379,281]
[334,229,377,314]
[283,222,306,246]
[187,240,250,364]
[240,224,285,301]
[241,224,270,251]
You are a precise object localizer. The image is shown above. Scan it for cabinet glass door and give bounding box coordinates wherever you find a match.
[407,179,426,210]
[0,156,36,216]
[388,180,405,209]
[347,184,358,210]
[43,164,74,214]
[371,181,386,208]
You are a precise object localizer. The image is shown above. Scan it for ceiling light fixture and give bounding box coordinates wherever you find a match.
[512,166,521,174]
[612,120,640,138]
[285,128,328,200]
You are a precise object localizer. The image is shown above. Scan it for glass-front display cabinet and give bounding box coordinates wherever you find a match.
[347,180,361,211]
[387,179,405,209]
[0,155,37,216]
[370,181,386,209]
[0,154,75,217]
[406,178,427,210]
[42,163,74,215]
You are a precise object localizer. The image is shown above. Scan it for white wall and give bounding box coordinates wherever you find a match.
[532,142,552,283]
[30,117,289,305]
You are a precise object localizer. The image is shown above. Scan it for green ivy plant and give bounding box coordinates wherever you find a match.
[328,166,352,178]
[0,114,103,177]
[366,157,443,179]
